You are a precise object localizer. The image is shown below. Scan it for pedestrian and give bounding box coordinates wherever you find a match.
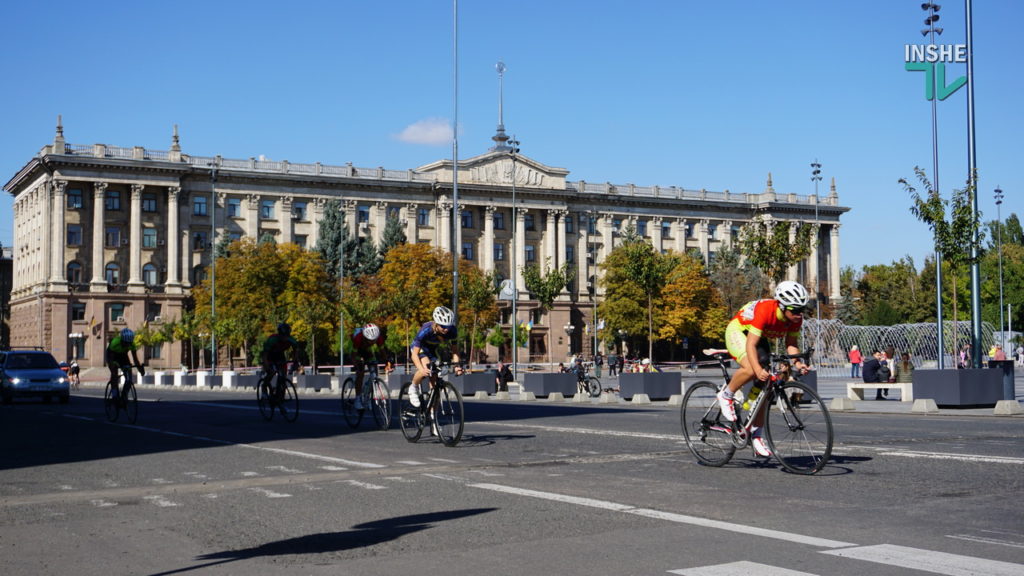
[607,352,618,376]
[993,344,1006,361]
[594,352,604,378]
[897,351,914,385]
[1017,345,1024,367]
[494,361,512,393]
[848,345,862,378]
[861,350,887,400]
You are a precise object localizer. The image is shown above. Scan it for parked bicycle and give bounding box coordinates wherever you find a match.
[256,368,299,422]
[104,364,140,424]
[341,361,391,430]
[398,362,464,447]
[680,348,833,475]
[574,364,602,398]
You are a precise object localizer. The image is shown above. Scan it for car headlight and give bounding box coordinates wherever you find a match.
[55,377,67,385]
[9,377,21,385]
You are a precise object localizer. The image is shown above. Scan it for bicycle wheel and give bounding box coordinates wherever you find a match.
[123,382,138,424]
[369,378,391,431]
[340,377,363,428]
[586,377,602,398]
[256,376,275,421]
[103,381,119,422]
[680,381,736,467]
[433,382,464,447]
[398,382,424,442]
[765,380,833,475]
[278,379,299,423]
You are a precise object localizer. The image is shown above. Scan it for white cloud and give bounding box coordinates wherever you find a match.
[394,118,452,145]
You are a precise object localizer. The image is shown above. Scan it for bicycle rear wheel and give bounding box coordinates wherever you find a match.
[680,381,736,467]
[585,377,602,397]
[340,377,363,428]
[765,381,833,475]
[256,376,275,421]
[123,382,138,424]
[433,382,464,447]
[103,381,119,422]
[278,379,299,423]
[369,378,391,431]
[398,382,424,442]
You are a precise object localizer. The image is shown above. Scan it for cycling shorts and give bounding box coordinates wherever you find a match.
[725,318,771,368]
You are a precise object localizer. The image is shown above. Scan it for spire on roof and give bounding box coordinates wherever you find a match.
[490,60,510,151]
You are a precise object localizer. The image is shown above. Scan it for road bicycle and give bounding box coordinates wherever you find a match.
[340,361,391,430]
[256,368,299,422]
[680,348,833,475]
[104,365,141,424]
[574,365,602,398]
[398,362,464,447]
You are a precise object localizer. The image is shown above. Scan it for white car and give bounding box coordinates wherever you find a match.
[0,349,70,404]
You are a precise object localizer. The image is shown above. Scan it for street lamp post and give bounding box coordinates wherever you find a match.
[995,186,1005,348]
[564,323,575,356]
[921,2,947,368]
[509,135,520,384]
[209,161,218,376]
[810,160,822,356]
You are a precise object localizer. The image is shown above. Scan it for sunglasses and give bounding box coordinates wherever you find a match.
[786,306,807,315]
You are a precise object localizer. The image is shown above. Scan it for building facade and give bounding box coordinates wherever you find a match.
[4,121,847,368]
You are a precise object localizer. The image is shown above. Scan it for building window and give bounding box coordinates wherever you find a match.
[461,210,473,229]
[417,208,430,226]
[525,244,536,262]
[494,243,505,261]
[685,223,694,238]
[260,199,275,219]
[566,245,575,263]
[708,224,717,239]
[67,224,83,246]
[147,304,162,322]
[110,303,125,323]
[105,227,121,247]
[71,302,86,322]
[637,219,647,237]
[565,216,575,234]
[388,206,400,219]
[587,217,597,235]
[142,193,157,212]
[142,264,158,286]
[662,220,672,238]
[461,242,474,261]
[613,218,622,233]
[493,211,505,230]
[193,196,208,216]
[148,343,163,360]
[295,235,308,249]
[67,188,83,209]
[105,263,120,285]
[105,190,121,211]
[227,198,241,218]
[193,231,208,251]
[524,213,535,231]
[228,232,242,242]
[143,228,157,249]
[357,205,370,224]
[293,201,307,221]
[67,262,83,284]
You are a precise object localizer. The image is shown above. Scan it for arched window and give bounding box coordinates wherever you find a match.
[142,263,159,286]
[105,263,120,285]
[66,261,83,284]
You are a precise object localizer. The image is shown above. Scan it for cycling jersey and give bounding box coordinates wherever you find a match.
[106,335,137,368]
[733,299,802,340]
[410,322,457,360]
[352,326,384,362]
[262,333,298,364]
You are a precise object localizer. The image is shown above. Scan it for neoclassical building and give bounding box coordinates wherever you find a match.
[4,119,847,369]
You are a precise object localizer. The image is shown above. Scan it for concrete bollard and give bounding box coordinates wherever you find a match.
[829,397,856,411]
[494,391,511,401]
[630,393,651,405]
[473,391,489,400]
[598,392,617,404]
[666,394,684,406]
[520,391,536,401]
[912,398,939,413]
[548,392,565,402]
[572,392,589,403]
[993,400,1023,416]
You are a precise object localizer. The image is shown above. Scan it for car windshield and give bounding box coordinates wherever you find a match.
[6,353,60,370]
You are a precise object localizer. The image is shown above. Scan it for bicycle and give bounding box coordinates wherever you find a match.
[340,361,391,430]
[256,368,299,422]
[104,365,140,424]
[398,362,464,447]
[680,348,833,475]
[574,366,602,398]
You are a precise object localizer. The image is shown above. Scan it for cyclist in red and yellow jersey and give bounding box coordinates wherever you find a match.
[718,281,810,457]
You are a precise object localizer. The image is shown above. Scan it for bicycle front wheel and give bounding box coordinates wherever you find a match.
[340,377,363,428]
[585,377,602,398]
[278,379,299,423]
[104,381,119,422]
[680,381,736,467]
[765,381,833,475]
[398,382,424,442]
[123,383,138,424]
[433,382,464,447]
[256,377,275,421]
[370,378,391,431]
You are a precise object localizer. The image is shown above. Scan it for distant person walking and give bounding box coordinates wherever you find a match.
[848,345,862,378]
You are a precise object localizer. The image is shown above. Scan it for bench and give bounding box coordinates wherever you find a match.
[846,382,913,402]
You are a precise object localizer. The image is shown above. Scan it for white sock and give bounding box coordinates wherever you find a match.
[721,389,734,398]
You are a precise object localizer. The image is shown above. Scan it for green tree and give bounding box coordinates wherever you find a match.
[619,237,678,360]
[521,259,574,365]
[379,215,407,259]
[737,216,815,283]
[280,245,336,369]
[458,269,499,363]
[658,251,730,349]
[708,243,767,314]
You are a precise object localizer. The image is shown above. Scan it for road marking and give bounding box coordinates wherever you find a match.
[668,561,818,575]
[250,487,291,499]
[342,480,386,490]
[822,544,1024,575]
[143,495,179,507]
[468,483,854,548]
[480,420,683,441]
[877,450,1024,465]
[946,534,1024,549]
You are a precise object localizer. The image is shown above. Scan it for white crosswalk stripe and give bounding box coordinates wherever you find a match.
[822,544,1024,576]
[668,561,818,575]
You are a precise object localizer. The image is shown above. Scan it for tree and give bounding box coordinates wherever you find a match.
[521,259,574,365]
[619,237,678,360]
[379,215,407,259]
[737,216,815,283]
[377,243,451,368]
[280,245,336,369]
[658,252,730,349]
[708,243,767,314]
[458,268,499,363]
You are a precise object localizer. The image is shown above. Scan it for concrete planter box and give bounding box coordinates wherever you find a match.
[619,372,681,400]
[195,371,218,388]
[296,374,331,391]
[233,374,262,389]
[521,373,577,398]
[151,372,170,387]
[450,373,495,395]
[173,372,195,387]
[387,373,410,392]
[912,368,1002,407]
[798,370,818,394]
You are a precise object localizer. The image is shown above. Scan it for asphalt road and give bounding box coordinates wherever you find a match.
[1,386,1022,576]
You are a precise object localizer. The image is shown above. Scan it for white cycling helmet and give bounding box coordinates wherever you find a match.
[363,323,380,342]
[774,280,809,309]
[432,306,455,328]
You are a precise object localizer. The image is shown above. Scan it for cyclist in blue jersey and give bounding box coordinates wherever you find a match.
[408,306,461,408]
[106,328,144,399]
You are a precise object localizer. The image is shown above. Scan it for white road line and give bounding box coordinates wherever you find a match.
[480,420,683,441]
[143,495,179,507]
[877,450,1024,465]
[468,483,854,548]
[946,534,1024,549]
[250,487,291,499]
[342,480,386,490]
[822,544,1024,575]
[668,561,819,575]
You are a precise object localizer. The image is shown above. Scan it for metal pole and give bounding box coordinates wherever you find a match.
[510,137,518,383]
[995,187,1004,347]
[811,161,822,355]
[209,162,217,376]
[451,0,460,330]
[922,3,946,368]
[965,0,983,368]
[339,203,345,384]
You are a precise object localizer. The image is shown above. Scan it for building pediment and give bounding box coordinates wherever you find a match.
[416,151,569,189]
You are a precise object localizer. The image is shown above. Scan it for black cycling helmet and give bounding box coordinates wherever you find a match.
[277,322,291,336]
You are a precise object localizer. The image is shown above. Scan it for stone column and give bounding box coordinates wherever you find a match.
[650,216,663,254]
[437,200,452,252]
[404,203,418,243]
[246,195,260,238]
[374,201,387,247]
[829,224,841,300]
[515,207,527,294]
[482,205,495,273]
[721,220,734,249]
[50,179,68,288]
[787,223,799,281]
[554,209,568,268]
[698,219,710,265]
[600,214,614,261]
[675,218,687,253]
[280,196,293,245]
[577,214,589,297]
[544,210,557,271]
[90,182,108,289]
[309,198,326,248]
[808,224,820,298]
[127,184,145,292]
[344,199,358,240]
[166,187,182,292]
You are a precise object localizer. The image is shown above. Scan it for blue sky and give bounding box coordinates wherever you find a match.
[1,1,1020,271]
